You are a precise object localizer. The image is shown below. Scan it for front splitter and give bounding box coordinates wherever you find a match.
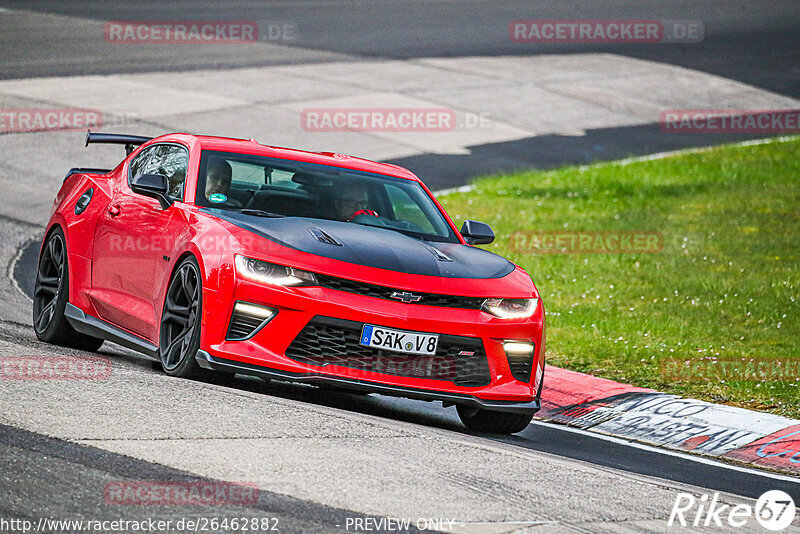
[195,350,540,414]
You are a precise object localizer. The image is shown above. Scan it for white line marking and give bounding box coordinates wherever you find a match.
[531,420,800,484]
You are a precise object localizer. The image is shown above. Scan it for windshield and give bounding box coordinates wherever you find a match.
[195,150,458,242]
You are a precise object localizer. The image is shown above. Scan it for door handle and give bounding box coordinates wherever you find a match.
[107,205,121,217]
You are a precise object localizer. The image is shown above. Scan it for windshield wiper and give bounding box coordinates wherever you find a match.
[239,208,285,218]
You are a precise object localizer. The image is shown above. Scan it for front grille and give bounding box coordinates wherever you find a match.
[315,273,485,310]
[285,316,491,386]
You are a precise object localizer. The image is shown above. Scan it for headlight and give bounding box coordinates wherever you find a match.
[481,298,538,319]
[234,255,317,287]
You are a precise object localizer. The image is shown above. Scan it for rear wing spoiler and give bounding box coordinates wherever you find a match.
[85,129,152,155]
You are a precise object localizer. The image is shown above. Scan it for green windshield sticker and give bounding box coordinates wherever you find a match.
[209,193,227,203]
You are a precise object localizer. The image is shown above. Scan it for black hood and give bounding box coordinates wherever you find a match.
[202,209,514,279]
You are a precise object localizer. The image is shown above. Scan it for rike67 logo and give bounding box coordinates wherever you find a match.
[669,490,796,531]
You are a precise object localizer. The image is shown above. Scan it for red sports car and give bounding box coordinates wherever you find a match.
[34,131,545,434]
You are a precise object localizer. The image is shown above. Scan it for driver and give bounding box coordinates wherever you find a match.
[331,184,377,221]
[204,159,242,207]
[206,159,232,199]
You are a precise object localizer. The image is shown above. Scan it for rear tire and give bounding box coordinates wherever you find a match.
[33,228,104,352]
[158,256,208,379]
[456,404,534,434]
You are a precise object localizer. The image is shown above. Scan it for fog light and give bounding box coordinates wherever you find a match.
[503,341,534,355]
[226,301,277,340]
[503,341,535,382]
[235,302,275,319]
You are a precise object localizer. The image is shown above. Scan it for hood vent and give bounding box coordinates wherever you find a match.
[308,227,342,246]
[422,243,453,262]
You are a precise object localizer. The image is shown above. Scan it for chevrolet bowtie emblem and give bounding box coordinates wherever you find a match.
[390,291,422,303]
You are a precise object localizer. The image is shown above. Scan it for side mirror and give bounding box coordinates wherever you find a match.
[131,173,172,209]
[460,220,495,245]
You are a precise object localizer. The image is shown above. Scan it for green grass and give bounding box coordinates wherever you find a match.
[439,137,800,419]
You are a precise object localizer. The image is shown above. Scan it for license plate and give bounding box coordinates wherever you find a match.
[359,324,439,355]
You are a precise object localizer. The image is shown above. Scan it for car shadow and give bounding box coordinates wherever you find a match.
[215,372,469,434]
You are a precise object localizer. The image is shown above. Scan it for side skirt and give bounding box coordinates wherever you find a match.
[65,303,159,359]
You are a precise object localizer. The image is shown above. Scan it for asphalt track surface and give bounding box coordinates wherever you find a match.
[1,0,799,100]
[10,262,800,503]
[1,0,799,185]
[1,2,800,532]
[0,423,405,534]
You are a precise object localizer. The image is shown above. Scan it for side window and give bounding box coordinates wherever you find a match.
[228,161,267,188]
[129,146,156,183]
[269,169,299,188]
[225,162,301,189]
[129,144,189,200]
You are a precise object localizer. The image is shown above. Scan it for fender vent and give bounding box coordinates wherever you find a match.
[74,188,94,215]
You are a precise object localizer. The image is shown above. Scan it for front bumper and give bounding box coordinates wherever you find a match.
[202,273,545,410]
[196,350,542,414]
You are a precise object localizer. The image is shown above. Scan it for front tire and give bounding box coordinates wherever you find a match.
[159,256,207,379]
[456,404,534,434]
[33,228,104,352]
